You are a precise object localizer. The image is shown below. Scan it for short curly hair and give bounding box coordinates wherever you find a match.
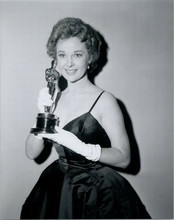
[46,17,102,73]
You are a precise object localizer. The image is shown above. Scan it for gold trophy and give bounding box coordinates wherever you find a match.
[30,60,60,134]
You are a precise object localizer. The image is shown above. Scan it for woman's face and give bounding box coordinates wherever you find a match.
[56,37,90,83]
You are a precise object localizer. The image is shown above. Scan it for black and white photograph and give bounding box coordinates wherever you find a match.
[0,0,173,219]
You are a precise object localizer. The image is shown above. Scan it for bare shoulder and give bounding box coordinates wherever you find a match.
[99,91,120,110]
[97,91,123,121]
[100,91,117,101]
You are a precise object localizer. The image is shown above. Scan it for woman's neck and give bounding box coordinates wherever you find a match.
[66,75,92,94]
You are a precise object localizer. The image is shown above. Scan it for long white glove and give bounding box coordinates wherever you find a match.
[38,126,101,161]
[37,87,59,113]
[37,87,53,113]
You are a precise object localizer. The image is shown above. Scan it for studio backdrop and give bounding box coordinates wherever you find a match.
[0,0,173,218]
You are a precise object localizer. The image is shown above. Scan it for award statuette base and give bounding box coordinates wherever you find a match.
[30,113,59,134]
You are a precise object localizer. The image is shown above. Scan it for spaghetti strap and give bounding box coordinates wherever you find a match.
[89,91,105,113]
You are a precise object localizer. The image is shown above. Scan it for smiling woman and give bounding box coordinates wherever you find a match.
[57,37,90,83]
[21,17,151,219]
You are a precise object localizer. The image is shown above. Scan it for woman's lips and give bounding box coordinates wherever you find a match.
[65,69,77,75]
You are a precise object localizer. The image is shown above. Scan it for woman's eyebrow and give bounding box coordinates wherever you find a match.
[57,50,65,53]
[74,50,84,53]
[57,50,84,53]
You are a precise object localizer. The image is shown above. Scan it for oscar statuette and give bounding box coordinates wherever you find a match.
[30,60,60,134]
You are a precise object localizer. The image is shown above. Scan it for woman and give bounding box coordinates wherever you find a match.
[21,17,151,219]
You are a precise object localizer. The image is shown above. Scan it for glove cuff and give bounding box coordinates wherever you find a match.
[85,144,101,161]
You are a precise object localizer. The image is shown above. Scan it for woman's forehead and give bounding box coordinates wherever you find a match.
[57,37,87,51]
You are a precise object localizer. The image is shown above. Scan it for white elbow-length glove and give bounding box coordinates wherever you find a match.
[38,126,101,161]
[37,87,57,113]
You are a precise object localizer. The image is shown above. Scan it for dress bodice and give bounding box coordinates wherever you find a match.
[54,92,111,169]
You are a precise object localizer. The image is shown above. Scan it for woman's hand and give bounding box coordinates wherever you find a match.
[37,126,101,161]
[39,126,79,145]
[37,87,53,113]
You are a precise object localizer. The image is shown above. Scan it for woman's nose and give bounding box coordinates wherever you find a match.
[67,56,74,67]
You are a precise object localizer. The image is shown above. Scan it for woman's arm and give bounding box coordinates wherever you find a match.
[98,92,130,168]
[26,87,55,160]
[25,133,45,159]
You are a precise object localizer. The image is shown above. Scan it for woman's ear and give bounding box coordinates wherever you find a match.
[88,57,92,67]
[89,56,93,64]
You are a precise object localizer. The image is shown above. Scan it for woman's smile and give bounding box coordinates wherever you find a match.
[65,69,78,75]
[56,37,90,83]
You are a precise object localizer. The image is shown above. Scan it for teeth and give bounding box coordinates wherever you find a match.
[66,69,77,75]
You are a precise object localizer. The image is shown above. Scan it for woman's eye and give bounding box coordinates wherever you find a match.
[73,53,83,58]
[58,54,66,58]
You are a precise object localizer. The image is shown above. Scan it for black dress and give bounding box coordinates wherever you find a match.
[21,92,151,219]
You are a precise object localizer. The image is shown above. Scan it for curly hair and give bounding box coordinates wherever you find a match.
[46,17,102,74]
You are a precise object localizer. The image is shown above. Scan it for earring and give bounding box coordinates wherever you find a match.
[87,63,90,70]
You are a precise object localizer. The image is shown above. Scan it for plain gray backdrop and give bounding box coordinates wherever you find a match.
[0,0,173,218]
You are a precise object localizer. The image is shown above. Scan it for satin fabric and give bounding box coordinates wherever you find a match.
[21,103,151,219]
